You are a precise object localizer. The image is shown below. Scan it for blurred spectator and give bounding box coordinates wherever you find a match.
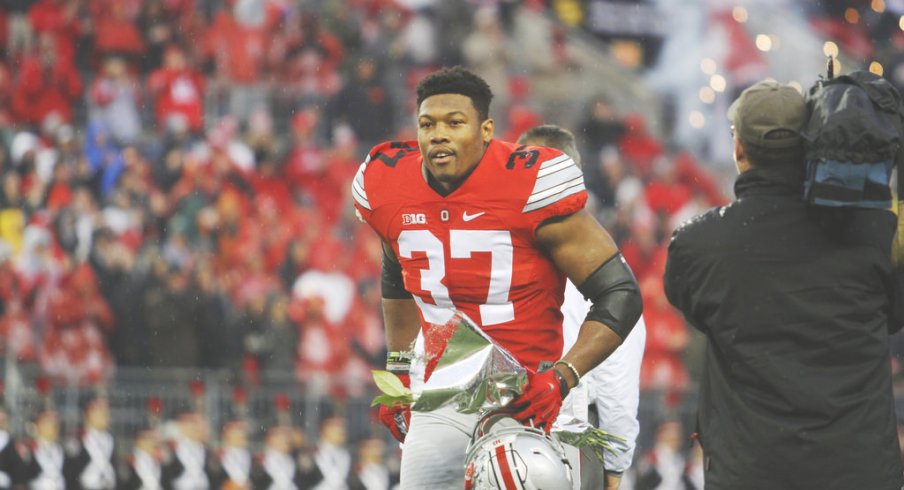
[0,248,35,362]
[344,280,386,396]
[290,126,358,227]
[244,294,298,373]
[644,156,692,219]
[348,437,398,490]
[5,0,37,59]
[0,62,13,127]
[326,57,395,152]
[269,9,344,108]
[147,45,205,134]
[83,121,125,200]
[212,420,251,490]
[15,224,62,305]
[313,416,351,489]
[63,396,117,489]
[639,275,689,393]
[634,420,688,490]
[512,2,576,124]
[0,171,26,251]
[279,236,314,290]
[91,1,146,63]
[22,408,65,489]
[620,220,664,283]
[253,425,323,488]
[11,33,82,127]
[293,290,352,394]
[88,57,143,146]
[194,263,234,370]
[283,109,327,195]
[121,427,165,490]
[232,290,271,369]
[164,412,212,490]
[137,0,177,73]
[203,3,270,126]
[0,399,26,488]
[577,96,626,159]
[88,227,146,367]
[28,0,81,63]
[462,8,512,121]
[619,113,664,179]
[40,263,115,384]
[143,268,202,368]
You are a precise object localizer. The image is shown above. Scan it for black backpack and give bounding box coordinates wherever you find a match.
[802,69,904,209]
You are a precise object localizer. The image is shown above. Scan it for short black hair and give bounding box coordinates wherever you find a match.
[416,66,494,121]
[517,125,581,166]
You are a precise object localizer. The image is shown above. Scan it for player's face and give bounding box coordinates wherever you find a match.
[417,94,494,190]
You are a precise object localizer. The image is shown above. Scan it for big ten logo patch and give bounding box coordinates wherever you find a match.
[402,213,427,225]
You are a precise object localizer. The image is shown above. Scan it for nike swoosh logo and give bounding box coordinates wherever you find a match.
[462,211,486,222]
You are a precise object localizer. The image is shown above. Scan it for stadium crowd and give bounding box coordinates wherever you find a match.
[0,0,902,488]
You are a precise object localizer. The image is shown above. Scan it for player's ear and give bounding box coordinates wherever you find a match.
[480,118,495,144]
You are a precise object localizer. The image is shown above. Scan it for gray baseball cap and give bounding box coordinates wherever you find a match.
[727,80,807,149]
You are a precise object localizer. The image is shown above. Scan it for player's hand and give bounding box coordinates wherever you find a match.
[511,368,569,431]
[378,373,412,443]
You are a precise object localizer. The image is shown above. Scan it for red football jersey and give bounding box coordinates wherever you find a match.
[352,139,587,370]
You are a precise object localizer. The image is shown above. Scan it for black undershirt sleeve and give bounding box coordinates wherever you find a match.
[381,242,412,300]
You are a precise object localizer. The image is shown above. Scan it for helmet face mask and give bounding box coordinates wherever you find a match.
[464,413,574,490]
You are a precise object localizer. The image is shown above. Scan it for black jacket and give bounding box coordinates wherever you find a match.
[0,434,24,489]
[664,165,904,490]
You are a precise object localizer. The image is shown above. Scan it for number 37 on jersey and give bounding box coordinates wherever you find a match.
[352,139,588,367]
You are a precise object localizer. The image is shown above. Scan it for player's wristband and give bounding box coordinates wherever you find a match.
[554,359,581,385]
[386,351,414,373]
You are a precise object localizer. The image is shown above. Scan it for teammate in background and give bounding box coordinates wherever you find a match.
[64,395,118,490]
[352,66,642,488]
[518,125,646,490]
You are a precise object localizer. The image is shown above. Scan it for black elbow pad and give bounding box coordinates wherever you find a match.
[382,247,413,300]
[577,253,643,340]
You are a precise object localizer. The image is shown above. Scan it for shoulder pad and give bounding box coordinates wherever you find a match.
[522,149,585,213]
[353,141,419,212]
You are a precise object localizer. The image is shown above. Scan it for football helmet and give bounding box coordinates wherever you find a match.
[464,411,574,490]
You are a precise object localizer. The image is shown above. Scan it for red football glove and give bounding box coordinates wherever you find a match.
[511,368,569,431]
[378,373,412,443]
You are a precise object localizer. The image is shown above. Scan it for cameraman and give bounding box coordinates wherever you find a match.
[664,80,904,489]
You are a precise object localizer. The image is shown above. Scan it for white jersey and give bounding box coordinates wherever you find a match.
[556,279,646,474]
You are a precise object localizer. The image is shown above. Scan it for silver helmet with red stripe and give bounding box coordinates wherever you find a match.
[464,411,573,490]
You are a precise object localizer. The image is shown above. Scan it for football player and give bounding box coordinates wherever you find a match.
[352,66,642,489]
[518,125,646,490]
